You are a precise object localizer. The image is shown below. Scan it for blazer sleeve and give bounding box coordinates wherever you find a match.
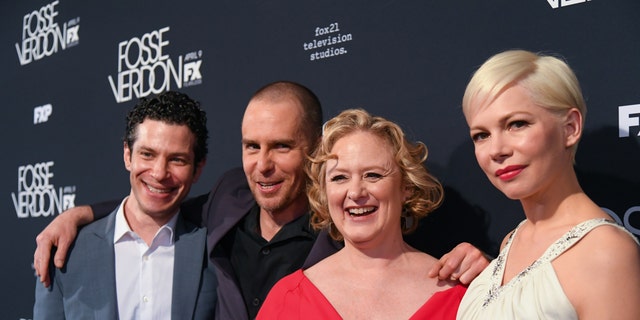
[33,263,64,320]
[90,199,120,220]
[180,167,248,227]
[179,192,209,226]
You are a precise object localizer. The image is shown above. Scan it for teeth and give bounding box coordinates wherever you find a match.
[348,207,375,215]
[259,182,277,190]
[147,184,170,193]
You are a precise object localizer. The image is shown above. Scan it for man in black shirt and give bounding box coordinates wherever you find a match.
[34,81,489,319]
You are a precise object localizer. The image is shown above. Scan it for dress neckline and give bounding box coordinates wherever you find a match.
[298,269,463,319]
[482,218,617,307]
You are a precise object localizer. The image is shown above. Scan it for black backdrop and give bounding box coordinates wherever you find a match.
[2,1,639,319]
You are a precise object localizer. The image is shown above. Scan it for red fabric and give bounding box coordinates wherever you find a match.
[257,269,466,319]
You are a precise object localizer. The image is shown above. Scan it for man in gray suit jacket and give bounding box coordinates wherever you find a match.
[34,91,217,319]
[34,82,490,319]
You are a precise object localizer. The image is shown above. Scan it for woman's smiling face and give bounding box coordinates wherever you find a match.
[325,131,409,247]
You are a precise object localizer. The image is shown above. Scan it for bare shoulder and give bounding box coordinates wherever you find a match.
[304,253,339,281]
[411,250,439,264]
[410,251,460,288]
[408,249,448,276]
[562,222,640,280]
[559,222,640,318]
[580,223,639,260]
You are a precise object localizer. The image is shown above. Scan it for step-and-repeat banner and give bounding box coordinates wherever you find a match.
[2,0,639,318]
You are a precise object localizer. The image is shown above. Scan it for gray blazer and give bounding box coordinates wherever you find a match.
[33,206,217,319]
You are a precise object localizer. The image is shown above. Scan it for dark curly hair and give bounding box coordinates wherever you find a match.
[124,91,208,166]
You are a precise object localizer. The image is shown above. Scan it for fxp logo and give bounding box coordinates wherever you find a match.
[34,104,52,124]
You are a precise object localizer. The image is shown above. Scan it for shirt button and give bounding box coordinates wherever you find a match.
[143,296,149,303]
[252,298,260,306]
[143,255,149,261]
[261,248,270,255]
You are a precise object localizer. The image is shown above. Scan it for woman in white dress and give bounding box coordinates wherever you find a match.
[456,49,640,320]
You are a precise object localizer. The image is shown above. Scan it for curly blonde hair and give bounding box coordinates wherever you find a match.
[306,109,444,241]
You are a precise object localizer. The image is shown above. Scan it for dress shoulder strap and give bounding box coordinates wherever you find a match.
[501,219,528,252]
[478,218,635,308]
[539,218,636,263]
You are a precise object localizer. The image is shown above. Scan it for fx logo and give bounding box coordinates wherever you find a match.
[63,194,76,210]
[619,104,640,138]
[34,104,53,124]
[184,61,202,82]
[547,0,590,9]
[66,25,79,44]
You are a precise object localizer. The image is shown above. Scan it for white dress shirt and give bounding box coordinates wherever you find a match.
[114,198,178,320]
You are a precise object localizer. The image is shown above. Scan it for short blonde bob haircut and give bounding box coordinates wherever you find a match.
[462,49,586,158]
[306,108,444,241]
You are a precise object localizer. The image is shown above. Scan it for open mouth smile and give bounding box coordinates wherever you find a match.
[347,206,377,217]
[146,183,173,194]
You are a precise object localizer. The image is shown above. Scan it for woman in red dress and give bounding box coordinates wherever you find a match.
[257,109,466,319]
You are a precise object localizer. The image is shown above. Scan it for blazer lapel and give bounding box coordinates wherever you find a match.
[172,214,207,319]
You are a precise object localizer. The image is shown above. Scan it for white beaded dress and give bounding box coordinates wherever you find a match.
[457,218,638,320]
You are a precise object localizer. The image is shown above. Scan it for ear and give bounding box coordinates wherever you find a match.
[192,159,206,183]
[123,142,132,171]
[403,185,413,202]
[563,108,583,148]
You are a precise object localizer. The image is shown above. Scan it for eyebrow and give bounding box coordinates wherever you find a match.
[470,111,531,130]
[242,138,298,146]
[326,161,394,175]
[137,146,192,158]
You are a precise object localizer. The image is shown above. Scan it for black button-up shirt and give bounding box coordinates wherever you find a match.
[222,204,317,319]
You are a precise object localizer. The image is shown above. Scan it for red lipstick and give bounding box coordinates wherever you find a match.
[495,165,526,181]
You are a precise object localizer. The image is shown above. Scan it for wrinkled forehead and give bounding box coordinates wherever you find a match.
[243,97,304,127]
[242,98,312,145]
[326,131,397,166]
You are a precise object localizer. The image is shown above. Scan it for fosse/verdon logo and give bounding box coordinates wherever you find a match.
[619,104,640,138]
[34,103,53,124]
[15,0,80,66]
[11,161,77,218]
[547,0,590,9]
[107,26,204,104]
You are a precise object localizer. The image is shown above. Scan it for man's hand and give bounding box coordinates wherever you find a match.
[428,242,490,285]
[34,205,94,287]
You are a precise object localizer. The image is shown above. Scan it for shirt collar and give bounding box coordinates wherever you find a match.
[244,204,316,243]
[114,197,179,245]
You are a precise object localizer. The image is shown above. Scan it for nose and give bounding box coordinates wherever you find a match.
[347,180,367,201]
[256,150,274,174]
[488,134,511,163]
[150,158,169,180]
